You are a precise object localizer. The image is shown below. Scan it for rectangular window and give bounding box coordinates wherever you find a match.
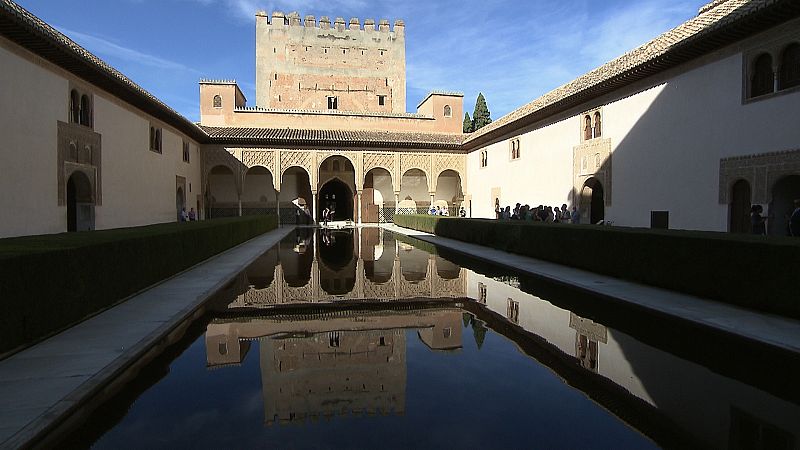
[182,141,190,163]
[650,211,669,229]
[378,95,386,106]
[327,96,338,110]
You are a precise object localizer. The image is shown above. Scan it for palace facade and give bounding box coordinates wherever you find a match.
[0,0,799,238]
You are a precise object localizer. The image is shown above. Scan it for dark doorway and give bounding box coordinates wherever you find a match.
[176,187,185,222]
[581,178,605,224]
[769,175,800,236]
[319,178,354,221]
[318,229,356,295]
[66,171,94,232]
[729,179,751,233]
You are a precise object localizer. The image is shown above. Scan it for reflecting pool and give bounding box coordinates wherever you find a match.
[66,228,800,449]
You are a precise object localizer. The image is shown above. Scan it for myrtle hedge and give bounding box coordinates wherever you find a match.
[394,215,800,319]
[0,216,278,356]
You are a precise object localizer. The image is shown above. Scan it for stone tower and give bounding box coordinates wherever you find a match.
[255,11,407,113]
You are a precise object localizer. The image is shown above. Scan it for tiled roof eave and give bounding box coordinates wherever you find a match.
[206,136,465,151]
[461,0,800,152]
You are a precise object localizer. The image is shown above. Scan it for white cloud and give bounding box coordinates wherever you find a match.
[55,26,202,75]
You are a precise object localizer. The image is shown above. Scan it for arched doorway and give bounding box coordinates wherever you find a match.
[400,169,429,214]
[243,166,277,215]
[434,169,463,216]
[66,171,94,232]
[580,178,605,224]
[207,165,238,218]
[769,175,800,236]
[363,167,393,223]
[319,178,354,221]
[176,186,185,221]
[729,179,751,233]
[280,166,312,225]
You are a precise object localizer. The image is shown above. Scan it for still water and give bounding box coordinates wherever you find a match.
[67,228,799,449]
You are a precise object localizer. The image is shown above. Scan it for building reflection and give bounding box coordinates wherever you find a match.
[211,227,468,309]
[205,307,462,425]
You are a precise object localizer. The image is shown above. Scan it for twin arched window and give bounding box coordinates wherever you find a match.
[510,139,521,160]
[213,95,222,108]
[583,111,602,140]
[149,126,162,153]
[749,42,800,98]
[480,150,488,168]
[443,105,452,117]
[69,89,92,127]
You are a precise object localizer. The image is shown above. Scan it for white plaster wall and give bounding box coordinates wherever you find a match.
[94,98,202,229]
[466,29,800,231]
[0,41,66,237]
[467,117,577,219]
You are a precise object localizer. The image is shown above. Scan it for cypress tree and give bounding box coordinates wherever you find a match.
[462,112,473,133]
[472,92,492,131]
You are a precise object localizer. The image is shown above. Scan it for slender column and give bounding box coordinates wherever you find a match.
[429,193,435,209]
[238,197,242,217]
[357,190,363,224]
[276,196,281,225]
[312,192,318,223]
[394,192,400,212]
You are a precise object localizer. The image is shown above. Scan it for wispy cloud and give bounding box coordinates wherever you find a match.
[176,0,369,22]
[55,26,202,75]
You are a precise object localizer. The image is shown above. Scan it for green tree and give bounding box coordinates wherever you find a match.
[462,112,473,133]
[472,92,492,131]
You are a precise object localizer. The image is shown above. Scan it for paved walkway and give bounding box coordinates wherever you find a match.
[382,223,800,355]
[0,226,294,449]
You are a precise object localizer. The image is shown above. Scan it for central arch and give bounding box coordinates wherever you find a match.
[319,178,354,221]
[729,179,751,233]
[580,177,605,224]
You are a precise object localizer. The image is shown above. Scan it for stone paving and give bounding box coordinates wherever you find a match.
[382,223,800,355]
[0,226,293,449]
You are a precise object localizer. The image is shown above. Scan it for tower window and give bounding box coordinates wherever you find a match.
[750,53,774,98]
[779,43,800,90]
[327,96,338,110]
[378,95,386,106]
[212,95,222,108]
[443,105,452,117]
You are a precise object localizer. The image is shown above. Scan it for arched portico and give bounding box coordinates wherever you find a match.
[433,169,464,216]
[318,156,356,223]
[729,179,751,233]
[280,166,312,225]
[243,165,278,216]
[363,167,394,223]
[207,165,239,218]
[399,169,429,214]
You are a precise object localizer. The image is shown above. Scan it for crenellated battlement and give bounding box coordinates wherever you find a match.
[258,10,405,34]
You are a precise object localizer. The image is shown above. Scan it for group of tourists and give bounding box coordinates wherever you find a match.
[752,199,800,236]
[179,207,196,222]
[496,203,580,224]
[427,205,468,218]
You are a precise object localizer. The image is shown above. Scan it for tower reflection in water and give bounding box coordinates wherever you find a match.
[206,308,462,425]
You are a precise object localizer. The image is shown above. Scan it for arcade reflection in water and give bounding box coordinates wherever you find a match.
[210,227,467,308]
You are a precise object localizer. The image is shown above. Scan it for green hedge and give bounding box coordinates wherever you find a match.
[0,216,278,356]
[394,215,800,319]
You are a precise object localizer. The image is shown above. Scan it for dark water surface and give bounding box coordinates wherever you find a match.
[66,228,799,449]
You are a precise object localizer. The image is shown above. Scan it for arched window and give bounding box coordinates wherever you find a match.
[779,43,800,90]
[213,94,222,108]
[149,126,155,150]
[69,142,78,161]
[155,129,162,152]
[443,105,452,117]
[593,111,602,138]
[79,94,91,126]
[69,90,80,123]
[583,115,592,140]
[750,53,774,97]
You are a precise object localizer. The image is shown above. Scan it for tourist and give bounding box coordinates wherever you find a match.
[188,208,196,221]
[323,207,330,226]
[442,207,449,216]
[545,206,554,223]
[750,205,766,235]
[495,200,501,220]
[435,206,441,216]
[561,204,570,223]
[512,203,521,220]
[180,208,189,222]
[571,206,581,224]
[553,206,561,223]
[503,206,511,220]
[459,206,466,217]
[429,205,437,215]
[790,199,800,236]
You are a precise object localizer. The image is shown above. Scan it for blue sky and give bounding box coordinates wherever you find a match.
[18,0,706,122]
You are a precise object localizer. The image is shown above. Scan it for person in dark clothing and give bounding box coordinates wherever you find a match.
[750,204,766,235]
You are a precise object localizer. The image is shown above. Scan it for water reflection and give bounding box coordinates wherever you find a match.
[212,228,468,309]
[206,307,462,424]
